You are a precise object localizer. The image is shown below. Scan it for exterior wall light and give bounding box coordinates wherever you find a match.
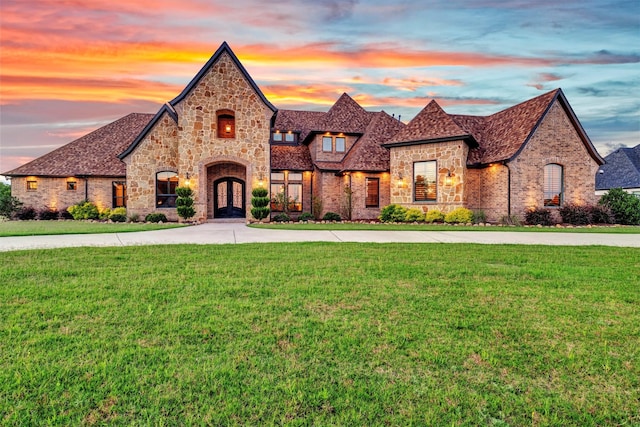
[185,173,191,187]
[444,170,454,186]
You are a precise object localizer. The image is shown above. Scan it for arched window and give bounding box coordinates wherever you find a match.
[217,109,235,138]
[156,171,178,207]
[544,164,563,207]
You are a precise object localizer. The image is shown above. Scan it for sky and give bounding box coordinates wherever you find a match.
[1,0,639,177]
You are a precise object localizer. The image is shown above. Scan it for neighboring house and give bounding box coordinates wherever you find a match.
[3,42,604,222]
[595,144,640,196]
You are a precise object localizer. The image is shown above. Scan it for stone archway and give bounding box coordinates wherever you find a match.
[204,161,248,219]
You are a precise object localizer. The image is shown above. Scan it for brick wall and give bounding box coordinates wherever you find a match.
[11,176,124,213]
[466,165,509,222]
[349,172,390,220]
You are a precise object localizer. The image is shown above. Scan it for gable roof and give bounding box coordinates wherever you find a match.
[341,111,405,172]
[273,109,326,142]
[169,41,276,112]
[384,100,473,146]
[118,104,177,159]
[596,144,640,190]
[270,145,313,171]
[321,93,373,134]
[4,113,154,177]
[384,89,603,167]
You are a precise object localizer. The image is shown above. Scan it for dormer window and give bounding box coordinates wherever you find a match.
[217,109,235,138]
[272,131,297,144]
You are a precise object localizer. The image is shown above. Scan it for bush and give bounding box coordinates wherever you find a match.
[444,207,474,224]
[404,208,424,222]
[0,182,22,218]
[15,206,37,220]
[128,213,140,223]
[59,209,74,220]
[67,201,99,220]
[322,212,342,222]
[589,205,612,224]
[38,208,59,220]
[298,212,314,221]
[99,208,111,220]
[379,204,407,222]
[251,187,270,221]
[559,204,590,225]
[424,209,445,223]
[109,214,127,223]
[145,213,168,223]
[273,213,291,222]
[599,188,640,225]
[176,186,196,221]
[111,207,127,217]
[525,208,553,226]
[500,214,522,226]
[472,210,487,224]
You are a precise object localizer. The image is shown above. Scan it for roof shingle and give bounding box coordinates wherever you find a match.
[3,113,154,177]
[596,144,640,190]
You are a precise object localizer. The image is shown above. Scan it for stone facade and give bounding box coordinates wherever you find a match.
[389,140,469,213]
[122,51,273,222]
[10,176,123,213]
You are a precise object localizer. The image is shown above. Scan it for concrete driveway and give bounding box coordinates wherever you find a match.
[0,223,638,252]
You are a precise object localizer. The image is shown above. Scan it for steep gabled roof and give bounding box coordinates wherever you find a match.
[596,144,640,190]
[384,100,472,146]
[321,93,372,134]
[169,41,276,112]
[4,113,154,177]
[341,111,405,172]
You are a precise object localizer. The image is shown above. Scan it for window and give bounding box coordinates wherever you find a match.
[66,181,77,191]
[322,136,333,152]
[272,131,297,143]
[27,180,37,191]
[335,137,346,152]
[113,181,126,208]
[285,133,295,143]
[544,164,563,207]
[365,178,379,207]
[217,109,235,138]
[156,171,178,208]
[414,161,437,202]
[270,171,303,212]
[272,132,283,142]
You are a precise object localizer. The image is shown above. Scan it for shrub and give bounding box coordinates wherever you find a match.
[599,188,640,225]
[99,208,111,220]
[176,186,196,221]
[559,204,590,225]
[38,208,59,220]
[67,201,99,220]
[312,195,323,220]
[404,208,424,222]
[251,187,270,221]
[589,205,612,224]
[15,206,37,220]
[472,210,487,224]
[424,209,445,223]
[379,204,407,222]
[111,207,127,217]
[273,213,291,222]
[0,183,22,218]
[109,214,127,223]
[444,207,474,224]
[500,214,522,226]
[322,212,342,222]
[298,212,314,221]
[525,208,553,226]
[59,209,74,220]
[128,213,140,223]
[145,213,167,223]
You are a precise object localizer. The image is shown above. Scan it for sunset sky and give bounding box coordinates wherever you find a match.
[1,0,639,176]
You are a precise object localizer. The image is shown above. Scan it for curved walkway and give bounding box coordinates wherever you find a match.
[0,223,638,252]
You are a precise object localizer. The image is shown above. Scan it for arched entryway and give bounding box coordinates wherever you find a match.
[214,177,245,218]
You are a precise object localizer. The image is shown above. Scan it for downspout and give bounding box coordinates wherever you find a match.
[505,162,511,217]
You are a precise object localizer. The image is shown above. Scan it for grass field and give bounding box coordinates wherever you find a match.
[0,220,183,237]
[1,243,638,425]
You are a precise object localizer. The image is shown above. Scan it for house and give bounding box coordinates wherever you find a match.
[595,144,640,196]
[3,42,604,223]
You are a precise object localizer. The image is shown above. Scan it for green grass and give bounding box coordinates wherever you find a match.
[0,220,183,237]
[1,243,638,425]
[252,222,640,233]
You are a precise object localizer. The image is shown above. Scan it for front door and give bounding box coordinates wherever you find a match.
[214,178,245,218]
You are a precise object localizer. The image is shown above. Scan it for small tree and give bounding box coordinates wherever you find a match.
[0,182,22,218]
[251,187,270,221]
[599,188,640,225]
[176,186,196,221]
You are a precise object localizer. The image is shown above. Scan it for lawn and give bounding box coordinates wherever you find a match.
[1,243,638,425]
[0,220,183,237]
